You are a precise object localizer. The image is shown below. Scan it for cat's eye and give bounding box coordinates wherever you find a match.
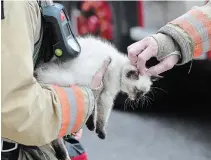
[126,70,139,80]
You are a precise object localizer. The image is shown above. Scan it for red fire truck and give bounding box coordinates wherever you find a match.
[57,1,211,59]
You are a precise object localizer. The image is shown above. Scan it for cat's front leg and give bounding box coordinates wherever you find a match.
[96,91,113,139]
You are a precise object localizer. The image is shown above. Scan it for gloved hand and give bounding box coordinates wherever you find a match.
[127,33,181,76]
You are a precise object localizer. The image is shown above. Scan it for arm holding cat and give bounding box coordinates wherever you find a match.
[1,0,109,147]
[128,1,211,75]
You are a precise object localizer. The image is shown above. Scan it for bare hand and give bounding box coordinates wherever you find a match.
[74,129,83,140]
[127,37,179,76]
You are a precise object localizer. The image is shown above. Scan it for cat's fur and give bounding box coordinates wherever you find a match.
[35,35,152,159]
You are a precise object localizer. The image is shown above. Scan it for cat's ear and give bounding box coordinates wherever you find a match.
[150,75,163,82]
[126,70,139,80]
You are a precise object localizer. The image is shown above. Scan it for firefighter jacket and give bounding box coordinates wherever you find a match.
[152,0,211,64]
[2,0,95,146]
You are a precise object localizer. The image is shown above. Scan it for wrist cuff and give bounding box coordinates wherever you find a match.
[151,33,181,62]
[157,24,194,65]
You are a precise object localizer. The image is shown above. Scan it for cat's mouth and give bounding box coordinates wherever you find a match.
[128,95,136,101]
[128,90,145,100]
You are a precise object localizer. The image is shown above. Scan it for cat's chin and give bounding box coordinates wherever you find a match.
[128,95,136,101]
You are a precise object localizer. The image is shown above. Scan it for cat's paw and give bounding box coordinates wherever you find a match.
[86,115,95,131]
[96,128,106,139]
[96,119,106,139]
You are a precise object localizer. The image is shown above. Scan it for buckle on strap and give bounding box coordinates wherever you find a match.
[1,140,18,152]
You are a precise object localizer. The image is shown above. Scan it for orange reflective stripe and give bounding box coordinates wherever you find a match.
[189,10,211,51]
[194,43,204,57]
[52,85,70,138]
[70,85,85,133]
[170,9,211,57]
[171,19,203,57]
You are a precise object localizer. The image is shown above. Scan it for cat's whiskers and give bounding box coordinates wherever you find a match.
[148,89,155,101]
[138,94,152,108]
[136,87,165,108]
[123,97,130,110]
[122,97,138,110]
[141,96,146,108]
[151,86,167,94]
[123,99,127,111]
[146,95,153,102]
[147,95,153,107]
[135,98,140,108]
[130,100,135,110]
[144,96,149,107]
[127,98,135,110]
[122,92,156,110]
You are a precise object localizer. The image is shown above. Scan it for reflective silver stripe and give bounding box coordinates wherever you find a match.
[73,87,93,132]
[80,87,91,125]
[64,88,77,135]
[178,13,210,53]
[85,87,95,115]
[83,87,95,116]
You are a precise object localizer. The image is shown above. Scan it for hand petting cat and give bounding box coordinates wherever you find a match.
[127,36,180,77]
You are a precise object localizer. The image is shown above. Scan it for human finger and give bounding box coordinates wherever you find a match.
[147,54,179,76]
[137,44,158,74]
[127,39,149,65]
[127,38,150,54]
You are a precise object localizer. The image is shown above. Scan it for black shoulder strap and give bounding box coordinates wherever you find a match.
[33,1,44,67]
[33,1,54,68]
[1,0,5,20]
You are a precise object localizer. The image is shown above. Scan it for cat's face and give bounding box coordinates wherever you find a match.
[120,65,152,100]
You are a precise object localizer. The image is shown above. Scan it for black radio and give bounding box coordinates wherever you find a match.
[41,0,81,60]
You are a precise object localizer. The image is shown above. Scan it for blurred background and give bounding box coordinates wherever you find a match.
[56,1,211,160]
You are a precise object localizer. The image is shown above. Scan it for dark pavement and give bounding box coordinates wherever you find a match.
[81,110,211,160]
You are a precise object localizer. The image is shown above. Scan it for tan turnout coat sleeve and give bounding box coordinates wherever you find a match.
[154,1,211,64]
[2,0,94,146]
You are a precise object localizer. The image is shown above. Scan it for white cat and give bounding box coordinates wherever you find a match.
[35,35,152,139]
